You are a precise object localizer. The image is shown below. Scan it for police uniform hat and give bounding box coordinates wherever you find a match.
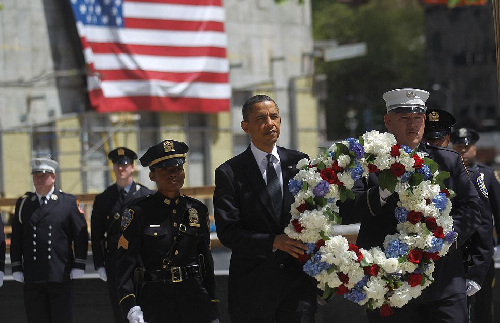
[423,109,456,140]
[450,128,480,146]
[139,140,189,169]
[382,88,429,114]
[31,158,59,174]
[108,147,138,165]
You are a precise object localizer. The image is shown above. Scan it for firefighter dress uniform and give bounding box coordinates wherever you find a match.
[116,140,219,323]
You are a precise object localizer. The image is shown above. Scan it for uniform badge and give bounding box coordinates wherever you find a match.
[118,148,125,156]
[428,111,439,122]
[477,173,489,198]
[188,208,200,227]
[114,213,121,220]
[164,140,175,152]
[458,128,467,138]
[51,194,58,201]
[118,235,129,250]
[406,90,415,98]
[121,208,134,230]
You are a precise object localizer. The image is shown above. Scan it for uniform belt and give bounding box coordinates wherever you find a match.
[144,265,200,283]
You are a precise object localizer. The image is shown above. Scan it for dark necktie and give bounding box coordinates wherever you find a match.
[40,196,47,207]
[266,154,282,220]
[119,189,127,203]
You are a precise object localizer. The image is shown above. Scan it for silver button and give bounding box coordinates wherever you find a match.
[33,249,36,252]
[33,226,36,230]
[48,240,52,245]
[49,225,52,230]
[33,241,36,245]
[48,233,51,237]
[48,255,51,259]
[33,256,36,260]
[48,248,51,251]
[33,234,36,238]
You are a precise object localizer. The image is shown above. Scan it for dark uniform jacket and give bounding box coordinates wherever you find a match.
[10,190,88,282]
[340,143,481,301]
[116,192,217,322]
[0,220,5,273]
[462,168,494,286]
[213,146,316,317]
[91,182,153,270]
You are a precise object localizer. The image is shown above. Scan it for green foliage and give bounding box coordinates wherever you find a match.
[312,0,426,140]
[379,169,398,192]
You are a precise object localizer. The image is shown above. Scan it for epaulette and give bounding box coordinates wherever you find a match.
[423,143,459,155]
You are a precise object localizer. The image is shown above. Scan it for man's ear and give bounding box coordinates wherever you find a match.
[383,114,391,130]
[149,171,156,182]
[241,120,249,134]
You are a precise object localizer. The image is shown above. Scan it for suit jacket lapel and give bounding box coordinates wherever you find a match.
[241,147,279,225]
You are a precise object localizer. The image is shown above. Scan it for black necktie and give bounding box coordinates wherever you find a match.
[266,154,282,220]
[40,196,47,207]
[119,189,127,203]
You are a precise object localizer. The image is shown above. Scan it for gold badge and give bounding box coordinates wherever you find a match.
[188,208,200,227]
[428,111,439,122]
[164,198,171,205]
[118,148,125,156]
[164,141,175,152]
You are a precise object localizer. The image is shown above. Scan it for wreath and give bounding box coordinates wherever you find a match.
[285,130,457,317]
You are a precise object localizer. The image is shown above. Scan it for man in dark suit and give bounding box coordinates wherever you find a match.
[423,110,494,323]
[10,158,89,323]
[340,89,481,323]
[451,128,500,323]
[213,95,317,322]
[91,147,154,323]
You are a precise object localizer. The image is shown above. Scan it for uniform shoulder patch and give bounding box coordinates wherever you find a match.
[121,208,134,231]
[477,173,489,198]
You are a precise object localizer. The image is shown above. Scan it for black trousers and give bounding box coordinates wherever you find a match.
[468,261,494,323]
[105,254,128,323]
[24,281,74,323]
[366,292,467,323]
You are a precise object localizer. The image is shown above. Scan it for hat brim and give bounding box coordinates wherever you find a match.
[31,169,55,175]
[388,106,426,114]
[113,156,134,165]
[423,129,450,139]
[452,138,476,146]
[151,158,186,169]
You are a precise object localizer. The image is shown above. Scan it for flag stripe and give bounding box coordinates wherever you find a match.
[98,70,229,83]
[128,0,223,7]
[88,42,227,58]
[77,23,227,47]
[125,18,225,32]
[124,2,225,22]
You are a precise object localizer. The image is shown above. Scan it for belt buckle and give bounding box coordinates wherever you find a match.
[171,267,182,283]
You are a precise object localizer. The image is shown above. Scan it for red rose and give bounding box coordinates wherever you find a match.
[423,251,440,261]
[316,239,326,250]
[424,217,438,231]
[390,144,401,157]
[336,284,349,295]
[425,198,431,205]
[368,164,380,173]
[408,273,423,287]
[296,203,308,213]
[320,168,338,184]
[363,264,380,277]
[433,226,444,239]
[379,304,394,317]
[408,249,422,264]
[412,155,424,169]
[441,189,450,198]
[291,219,303,233]
[331,160,344,172]
[407,211,423,224]
[348,243,364,262]
[338,272,349,284]
[390,162,406,177]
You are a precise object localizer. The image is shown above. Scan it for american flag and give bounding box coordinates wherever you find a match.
[69,0,231,113]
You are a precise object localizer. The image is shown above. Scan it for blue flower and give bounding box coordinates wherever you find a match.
[444,231,458,244]
[426,237,444,253]
[395,207,408,223]
[346,138,365,159]
[289,179,303,196]
[432,193,448,212]
[303,253,332,277]
[313,180,330,198]
[305,243,316,255]
[350,162,364,181]
[385,239,408,258]
[400,172,412,183]
[401,145,413,154]
[328,150,336,158]
[344,275,369,303]
[416,164,432,180]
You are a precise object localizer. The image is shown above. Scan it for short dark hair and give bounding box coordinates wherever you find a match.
[242,95,278,121]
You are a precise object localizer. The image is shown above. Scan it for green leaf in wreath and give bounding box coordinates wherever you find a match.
[379,169,397,192]
[320,231,330,241]
[339,186,355,202]
[334,212,343,225]
[408,173,424,187]
[302,181,308,191]
[327,264,339,274]
[335,143,350,157]
[314,197,328,208]
[360,258,369,267]
[306,197,314,207]
[317,161,326,170]
[434,171,450,189]
[423,157,438,174]
[322,285,334,300]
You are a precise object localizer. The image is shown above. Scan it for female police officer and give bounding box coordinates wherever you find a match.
[116,140,219,323]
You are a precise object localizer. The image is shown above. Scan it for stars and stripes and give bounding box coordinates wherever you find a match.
[68,0,230,113]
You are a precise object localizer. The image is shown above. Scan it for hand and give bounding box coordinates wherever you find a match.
[379,187,391,205]
[493,246,500,261]
[13,271,24,283]
[0,271,4,287]
[273,234,308,258]
[466,279,481,296]
[97,267,107,281]
[70,268,85,279]
[127,306,145,323]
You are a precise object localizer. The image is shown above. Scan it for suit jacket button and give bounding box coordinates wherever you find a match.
[279,264,284,268]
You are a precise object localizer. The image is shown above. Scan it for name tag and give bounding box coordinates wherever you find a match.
[149,224,160,228]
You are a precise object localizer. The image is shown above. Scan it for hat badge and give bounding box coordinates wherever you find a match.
[429,111,439,122]
[118,148,125,156]
[164,141,175,153]
[458,128,468,138]
[406,90,415,98]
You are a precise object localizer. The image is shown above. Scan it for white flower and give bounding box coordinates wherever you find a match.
[381,258,399,273]
[338,155,351,168]
[297,158,310,170]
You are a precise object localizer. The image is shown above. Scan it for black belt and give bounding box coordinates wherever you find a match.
[144,265,200,283]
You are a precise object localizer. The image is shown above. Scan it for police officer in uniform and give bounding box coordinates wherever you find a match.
[116,140,219,323]
[339,89,482,323]
[451,128,500,323]
[0,219,5,287]
[424,110,494,323]
[10,158,89,323]
[91,147,154,323]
